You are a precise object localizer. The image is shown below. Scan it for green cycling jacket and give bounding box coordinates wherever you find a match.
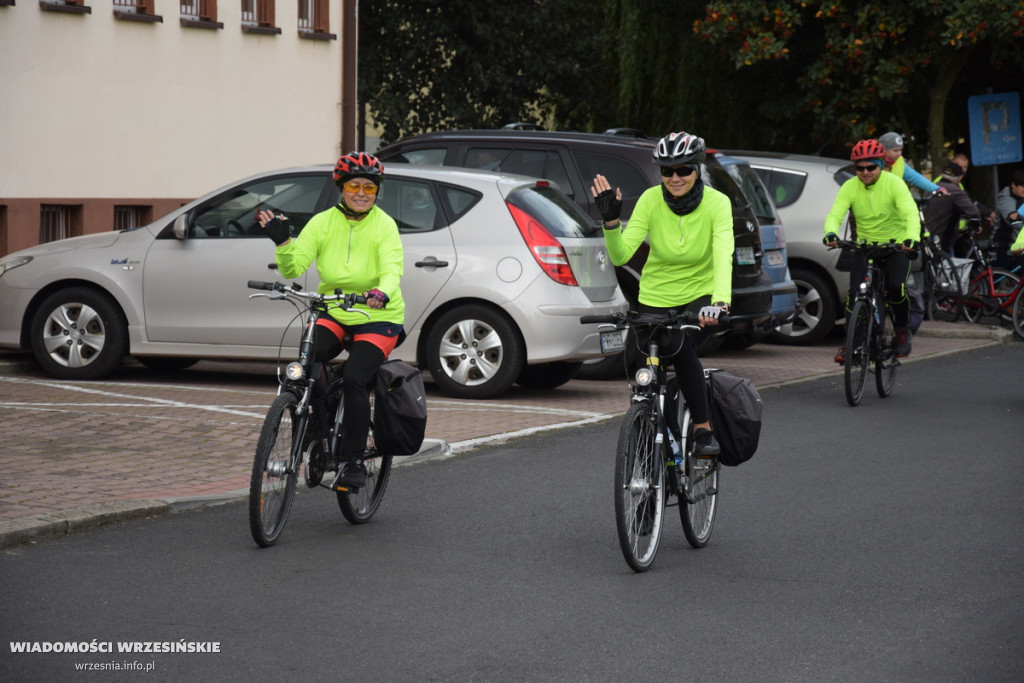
[824,170,920,244]
[275,204,405,326]
[603,184,734,308]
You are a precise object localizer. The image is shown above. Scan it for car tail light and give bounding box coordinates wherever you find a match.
[506,203,578,286]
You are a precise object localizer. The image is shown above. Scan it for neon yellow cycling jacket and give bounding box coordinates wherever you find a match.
[603,184,734,307]
[275,205,405,326]
[824,170,920,244]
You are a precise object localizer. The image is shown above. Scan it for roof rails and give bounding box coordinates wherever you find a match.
[502,122,546,131]
[603,128,647,138]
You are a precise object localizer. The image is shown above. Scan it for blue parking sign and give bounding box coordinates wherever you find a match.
[968,92,1022,166]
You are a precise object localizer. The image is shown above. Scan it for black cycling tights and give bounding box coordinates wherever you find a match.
[313,327,386,463]
[631,299,713,426]
[846,250,911,329]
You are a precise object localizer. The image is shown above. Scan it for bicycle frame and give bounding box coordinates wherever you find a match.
[630,330,712,506]
[582,308,724,571]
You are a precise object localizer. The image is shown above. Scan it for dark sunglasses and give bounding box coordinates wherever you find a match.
[660,165,697,178]
[855,164,879,173]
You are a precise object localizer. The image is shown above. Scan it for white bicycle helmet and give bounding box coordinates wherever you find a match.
[653,131,706,165]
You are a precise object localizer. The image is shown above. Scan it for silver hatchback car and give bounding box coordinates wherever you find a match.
[0,164,627,399]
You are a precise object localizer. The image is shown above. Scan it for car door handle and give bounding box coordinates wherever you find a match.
[414,260,449,268]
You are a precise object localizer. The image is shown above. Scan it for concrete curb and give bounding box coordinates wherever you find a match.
[0,439,453,550]
[0,500,172,549]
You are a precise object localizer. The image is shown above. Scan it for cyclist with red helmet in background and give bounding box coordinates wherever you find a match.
[258,152,405,490]
[824,139,920,364]
[591,131,733,458]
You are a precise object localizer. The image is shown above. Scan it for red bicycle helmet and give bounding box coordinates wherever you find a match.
[333,152,384,186]
[850,139,886,161]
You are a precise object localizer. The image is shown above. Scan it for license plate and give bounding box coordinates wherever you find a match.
[736,246,755,265]
[765,249,784,266]
[600,330,624,353]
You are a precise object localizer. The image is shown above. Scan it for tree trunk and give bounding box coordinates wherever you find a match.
[927,45,976,174]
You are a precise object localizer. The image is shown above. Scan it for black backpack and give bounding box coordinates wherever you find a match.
[373,360,428,456]
[707,370,763,466]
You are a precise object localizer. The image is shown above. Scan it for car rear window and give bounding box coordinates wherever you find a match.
[374,178,442,233]
[465,147,574,198]
[505,185,600,238]
[571,151,651,202]
[381,147,448,165]
[722,162,779,225]
[754,167,807,209]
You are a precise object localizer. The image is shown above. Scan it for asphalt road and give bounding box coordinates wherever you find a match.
[1,344,1021,682]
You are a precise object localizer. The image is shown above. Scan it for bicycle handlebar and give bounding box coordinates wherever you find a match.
[247,280,370,308]
[580,310,731,328]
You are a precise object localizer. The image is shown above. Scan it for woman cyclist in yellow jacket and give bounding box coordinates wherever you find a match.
[591,131,733,458]
[259,152,405,490]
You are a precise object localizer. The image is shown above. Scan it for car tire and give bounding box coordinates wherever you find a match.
[769,267,837,346]
[30,287,128,380]
[424,304,525,400]
[516,361,582,390]
[575,353,629,381]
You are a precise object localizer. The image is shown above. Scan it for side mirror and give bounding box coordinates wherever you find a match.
[172,214,189,240]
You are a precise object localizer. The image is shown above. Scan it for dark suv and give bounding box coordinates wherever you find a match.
[376,129,775,359]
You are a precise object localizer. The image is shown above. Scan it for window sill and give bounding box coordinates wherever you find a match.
[114,9,162,22]
[39,1,91,13]
[299,29,336,41]
[241,24,281,35]
[180,17,223,29]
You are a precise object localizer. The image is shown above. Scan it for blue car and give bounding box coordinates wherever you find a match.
[715,153,798,346]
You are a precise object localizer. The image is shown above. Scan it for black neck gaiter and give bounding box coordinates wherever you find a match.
[662,179,705,216]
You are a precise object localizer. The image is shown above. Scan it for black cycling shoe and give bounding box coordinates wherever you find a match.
[692,428,721,459]
[331,462,367,490]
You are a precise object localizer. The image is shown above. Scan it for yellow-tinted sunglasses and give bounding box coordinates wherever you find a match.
[342,181,378,195]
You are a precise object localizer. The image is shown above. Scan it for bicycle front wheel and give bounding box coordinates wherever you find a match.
[875,301,898,398]
[924,250,964,322]
[614,401,665,572]
[337,392,393,524]
[678,405,719,548]
[249,392,302,547]
[844,299,871,406]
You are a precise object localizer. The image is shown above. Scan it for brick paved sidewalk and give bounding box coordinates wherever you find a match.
[0,320,1011,547]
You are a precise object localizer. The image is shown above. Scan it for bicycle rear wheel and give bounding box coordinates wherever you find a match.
[337,392,393,524]
[249,391,302,547]
[924,250,964,322]
[875,301,897,398]
[1012,287,1024,339]
[844,299,871,406]
[678,404,719,548]
[614,401,665,572]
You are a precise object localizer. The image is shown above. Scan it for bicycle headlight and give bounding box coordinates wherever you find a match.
[285,362,305,381]
[634,367,655,386]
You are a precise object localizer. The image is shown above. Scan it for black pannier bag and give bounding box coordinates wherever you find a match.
[373,360,428,456]
[707,370,763,466]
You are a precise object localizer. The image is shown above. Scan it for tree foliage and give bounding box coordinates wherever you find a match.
[694,1,1024,167]
[359,1,602,146]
